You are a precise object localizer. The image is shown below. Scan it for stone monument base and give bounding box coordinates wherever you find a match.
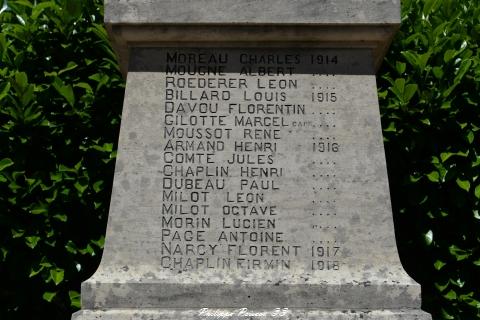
[72,309,431,320]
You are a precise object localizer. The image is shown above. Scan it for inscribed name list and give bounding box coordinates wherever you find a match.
[139,48,379,276]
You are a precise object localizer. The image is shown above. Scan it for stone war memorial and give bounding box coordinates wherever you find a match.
[73,1,432,319]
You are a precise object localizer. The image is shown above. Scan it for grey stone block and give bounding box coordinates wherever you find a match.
[104,0,400,25]
[104,1,400,74]
[73,308,431,320]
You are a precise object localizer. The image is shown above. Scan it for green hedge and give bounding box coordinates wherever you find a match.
[379,0,480,318]
[0,0,479,319]
[0,1,123,319]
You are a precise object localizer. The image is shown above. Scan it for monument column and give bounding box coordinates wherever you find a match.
[73,1,432,319]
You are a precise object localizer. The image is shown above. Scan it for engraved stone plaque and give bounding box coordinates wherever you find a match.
[72,48,431,319]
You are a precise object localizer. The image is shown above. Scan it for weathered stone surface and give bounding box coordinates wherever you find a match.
[106,25,399,75]
[104,0,399,24]
[74,48,429,319]
[103,1,400,74]
[73,308,431,320]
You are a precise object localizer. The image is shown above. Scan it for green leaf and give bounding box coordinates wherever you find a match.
[0,248,7,261]
[52,77,75,107]
[53,214,67,222]
[423,230,433,245]
[74,82,93,92]
[14,72,28,92]
[423,0,441,15]
[395,61,406,74]
[474,210,480,220]
[435,281,449,292]
[74,160,83,171]
[440,308,454,320]
[42,291,57,303]
[409,174,421,183]
[46,189,58,203]
[403,84,417,102]
[392,78,405,98]
[93,180,104,193]
[426,171,440,182]
[65,241,78,254]
[74,180,88,194]
[454,59,472,84]
[78,244,95,256]
[461,295,480,308]
[441,101,452,109]
[11,229,25,238]
[440,153,453,162]
[475,185,480,199]
[451,277,465,288]
[31,206,48,215]
[434,260,446,270]
[25,236,41,249]
[89,73,110,91]
[50,172,62,182]
[69,290,81,308]
[50,268,65,285]
[401,51,431,71]
[93,143,113,152]
[443,290,457,300]
[0,158,14,171]
[29,265,45,277]
[91,235,105,249]
[444,49,458,63]
[19,83,34,106]
[390,78,417,104]
[384,122,396,132]
[59,164,76,173]
[432,66,444,79]
[444,59,473,97]
[420,118,430,126]
[31,2,57,20]
[23,105,42,122]
[456,178,470,192]
[59,61,78,75]
[449,245,471,261]
[466,131,474,144]
[0,82,11,101]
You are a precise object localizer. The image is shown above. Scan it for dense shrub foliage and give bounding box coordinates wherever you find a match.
[0,0,123,319]
[0,0,478,319]
[379,0,480,319]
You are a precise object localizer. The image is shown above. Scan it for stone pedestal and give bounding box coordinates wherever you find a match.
[73,1,431,319]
